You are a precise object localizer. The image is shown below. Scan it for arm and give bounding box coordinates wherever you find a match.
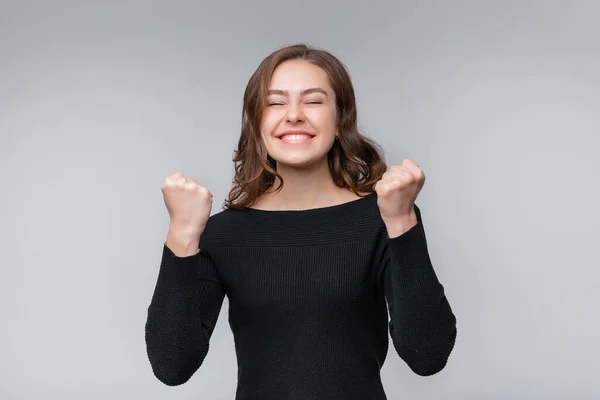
[145,236,226,386]
[378,204,457,376]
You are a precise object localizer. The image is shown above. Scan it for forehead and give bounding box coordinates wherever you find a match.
[269,60,332,92]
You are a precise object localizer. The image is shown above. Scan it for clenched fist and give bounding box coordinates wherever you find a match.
[374,159,424,237]
[162,172,213,240]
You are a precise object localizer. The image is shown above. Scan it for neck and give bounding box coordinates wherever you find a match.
[260,159,351,210]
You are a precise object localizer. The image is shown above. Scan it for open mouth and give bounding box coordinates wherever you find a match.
[278,134,315,143]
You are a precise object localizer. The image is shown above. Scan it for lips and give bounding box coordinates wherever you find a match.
[275,130,316,139]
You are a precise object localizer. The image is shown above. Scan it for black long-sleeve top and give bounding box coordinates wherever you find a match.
[145,192,457,399]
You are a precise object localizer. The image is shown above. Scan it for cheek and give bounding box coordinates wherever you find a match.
[308,109,337,130]
[260,112,278,133]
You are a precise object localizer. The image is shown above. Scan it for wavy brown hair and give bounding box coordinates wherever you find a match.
[222,43,388,210]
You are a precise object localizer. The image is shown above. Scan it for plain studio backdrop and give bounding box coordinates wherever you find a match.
[1,0,599,399]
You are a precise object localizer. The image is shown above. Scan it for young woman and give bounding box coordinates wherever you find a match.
[146,44,457,399]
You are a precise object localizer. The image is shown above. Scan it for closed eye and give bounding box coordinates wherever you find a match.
[267,101,323,106]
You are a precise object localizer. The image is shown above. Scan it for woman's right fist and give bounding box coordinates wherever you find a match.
[162,172,213,238]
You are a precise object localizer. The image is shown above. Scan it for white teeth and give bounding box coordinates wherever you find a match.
[279,134,312,141]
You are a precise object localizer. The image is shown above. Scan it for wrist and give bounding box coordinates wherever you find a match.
[383,212,418,238]
[166,227,201,257]
[168,221,203,238]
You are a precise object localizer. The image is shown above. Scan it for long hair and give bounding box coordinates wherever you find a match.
[222,43,388,210]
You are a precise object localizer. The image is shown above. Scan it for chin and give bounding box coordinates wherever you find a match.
[274,156,325,169]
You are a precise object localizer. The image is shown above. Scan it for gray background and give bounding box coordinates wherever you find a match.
[1,0,599,399]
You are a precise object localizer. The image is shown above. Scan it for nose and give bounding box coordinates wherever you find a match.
[285,102,304,123]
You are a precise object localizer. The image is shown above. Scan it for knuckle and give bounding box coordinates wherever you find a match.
[200,187,212,199]
[183,181,196,190]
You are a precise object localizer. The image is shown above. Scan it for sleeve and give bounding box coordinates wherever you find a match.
[378,204,457,376]
[144,242,226,386]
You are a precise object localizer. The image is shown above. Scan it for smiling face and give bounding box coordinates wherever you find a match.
[260,59,339,168]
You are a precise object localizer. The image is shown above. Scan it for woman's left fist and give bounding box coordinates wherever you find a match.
[374,159,425,221]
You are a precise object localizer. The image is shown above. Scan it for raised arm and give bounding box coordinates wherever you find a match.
[379,204,457,376]
[145,235,226,386]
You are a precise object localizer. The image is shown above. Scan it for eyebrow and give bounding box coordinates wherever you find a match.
[267,87,328,96]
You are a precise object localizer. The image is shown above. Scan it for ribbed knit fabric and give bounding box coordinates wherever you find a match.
[145,192,457,399]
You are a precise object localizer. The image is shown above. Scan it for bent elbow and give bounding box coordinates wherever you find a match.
[148,351,205,386]
[145,328,208,386]
[407,356,449,377]
[151,366,195,387]
[394,327,457,377]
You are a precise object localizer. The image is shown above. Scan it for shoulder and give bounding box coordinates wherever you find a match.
[198,207,253,249]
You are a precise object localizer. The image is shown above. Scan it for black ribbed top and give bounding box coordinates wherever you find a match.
[145,192,457,399]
